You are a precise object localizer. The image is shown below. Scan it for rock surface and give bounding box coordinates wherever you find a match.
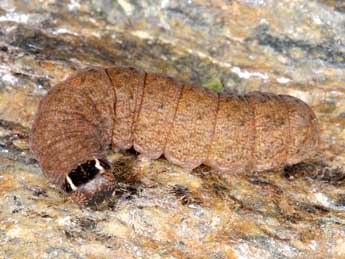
[0,0,345,258]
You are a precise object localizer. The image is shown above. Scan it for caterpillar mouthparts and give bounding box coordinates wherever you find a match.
[66,158,115,206]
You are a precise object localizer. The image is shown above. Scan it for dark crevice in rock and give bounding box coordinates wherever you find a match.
[0,119,34,165]
[283,161,345,186]
[2,25,116,64]
[0,119,29,133]
[254,24,345,67]
[170,184,203,206]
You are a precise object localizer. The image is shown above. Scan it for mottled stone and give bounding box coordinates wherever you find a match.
[0,0,345,258]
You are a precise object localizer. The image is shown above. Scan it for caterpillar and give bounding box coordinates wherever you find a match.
[30,67,320,205]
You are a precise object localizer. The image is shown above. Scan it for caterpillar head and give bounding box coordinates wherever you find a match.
[64,159,115,206]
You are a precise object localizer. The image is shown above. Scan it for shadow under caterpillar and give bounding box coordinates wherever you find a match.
[30,67,320,205]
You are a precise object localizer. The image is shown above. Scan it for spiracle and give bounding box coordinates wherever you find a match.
[30,66,320,205]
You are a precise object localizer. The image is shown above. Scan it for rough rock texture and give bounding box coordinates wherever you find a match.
[0,0,344,258]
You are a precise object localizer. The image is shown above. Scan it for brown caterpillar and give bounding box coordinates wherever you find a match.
[30,67,320,205]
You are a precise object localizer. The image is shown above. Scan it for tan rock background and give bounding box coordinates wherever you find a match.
[0,0,344,258]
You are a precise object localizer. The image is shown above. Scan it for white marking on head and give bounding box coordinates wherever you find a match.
[95,159,105,174]
[66,175,78,191]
